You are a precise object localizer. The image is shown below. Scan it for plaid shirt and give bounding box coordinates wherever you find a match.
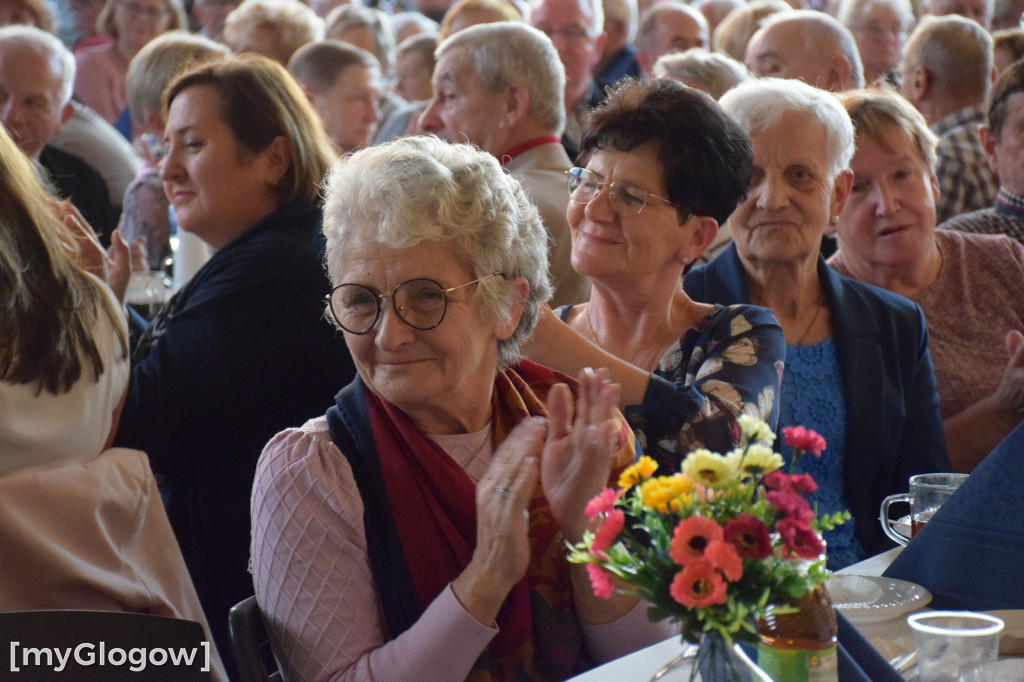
[932,104,1000,224]
[940,187,1024,244]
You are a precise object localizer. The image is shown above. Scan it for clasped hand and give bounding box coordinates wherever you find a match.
[454,368,620,624]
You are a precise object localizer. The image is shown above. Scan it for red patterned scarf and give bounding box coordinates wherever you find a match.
[365,359,635,680]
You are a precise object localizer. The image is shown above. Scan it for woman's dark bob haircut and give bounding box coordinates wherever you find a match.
[578,78,752,226]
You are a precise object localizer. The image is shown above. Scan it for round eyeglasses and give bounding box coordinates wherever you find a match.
[327,273,505,335]
[566,167,681,216]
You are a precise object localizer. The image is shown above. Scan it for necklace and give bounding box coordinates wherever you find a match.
[468,423,493,460]
[584,303,607,351]
[794,305,823,345]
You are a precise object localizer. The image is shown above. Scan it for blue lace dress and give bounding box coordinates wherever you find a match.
[779,339,866,571]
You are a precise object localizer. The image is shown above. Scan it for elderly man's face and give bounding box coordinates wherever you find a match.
[925,0,991,28]
[419,48,511,155]
[305,64,381,154]
[643,7,708,67]
[531,0,605,109]
[0,44,69,159]
[745,22,833,90]
[984,92,1024,197]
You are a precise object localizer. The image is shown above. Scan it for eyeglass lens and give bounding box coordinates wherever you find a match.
[567,167,653,215]
[330,278,450,334]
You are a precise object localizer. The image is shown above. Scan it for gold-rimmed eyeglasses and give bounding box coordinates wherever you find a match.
[566,167,681,216]
[327,273,505,335]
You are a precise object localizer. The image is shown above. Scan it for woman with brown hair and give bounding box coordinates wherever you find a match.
[112,54,356,672]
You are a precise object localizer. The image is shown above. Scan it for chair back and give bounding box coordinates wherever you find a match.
[0,610,211,681]
[228,595,282,682]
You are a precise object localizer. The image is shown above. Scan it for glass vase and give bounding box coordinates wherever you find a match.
[650,632,772,682]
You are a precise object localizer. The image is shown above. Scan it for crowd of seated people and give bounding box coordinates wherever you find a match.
[1,0,1023,677]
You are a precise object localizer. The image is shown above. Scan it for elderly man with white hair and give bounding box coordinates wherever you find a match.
[744,9,865,92]
[635,2,710,76]
[0,25,121,242]
[530,0,609,159]
[900,15,999,223]
[419,22,591,306]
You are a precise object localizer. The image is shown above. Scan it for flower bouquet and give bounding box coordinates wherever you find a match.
[568,416,849,680]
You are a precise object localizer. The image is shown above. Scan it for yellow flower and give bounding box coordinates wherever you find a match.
[618,455,659,490]
[738,444,784,478]
[640,474,694,513]
[738,415,775,446]
[682,449,738,489]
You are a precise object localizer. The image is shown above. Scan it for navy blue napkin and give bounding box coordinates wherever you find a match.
[883,423,1024,610]
[836,610,904,681]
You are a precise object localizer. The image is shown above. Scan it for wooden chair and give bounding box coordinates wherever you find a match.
[228,595,282,682]
[0,610,211,681]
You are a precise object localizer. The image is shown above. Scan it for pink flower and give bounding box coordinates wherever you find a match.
[669,517,724,566]
[591,509,624,555]
[782,426,827,457]
[724,514,772,559]
[669,560,729,608]
[778,517,825,559]
[587,564,615,599]
[705,539,743,581]
[584,488,621,520]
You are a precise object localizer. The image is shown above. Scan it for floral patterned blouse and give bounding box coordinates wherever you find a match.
[558,304,785,472]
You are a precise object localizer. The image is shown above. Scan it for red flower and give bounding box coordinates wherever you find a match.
[789,473,818,494]
[762,470,789,491]
[782,426,827,457]
[591,509,624,555]
[585,488,621,521]
[705,539,743,581]
[724,514,772,559]
[778,517,825,558]
[669,516,724,566]
[767,490,814,523]
[670,560,729,608]
[587,564,615,599]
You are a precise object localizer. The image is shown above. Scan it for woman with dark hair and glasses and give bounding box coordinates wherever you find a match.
[251,135,676,681]
[526,78,785,470]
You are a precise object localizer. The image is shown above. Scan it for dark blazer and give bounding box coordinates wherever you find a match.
[114,202,357,672]
[39,144,119,245]
[684,244,951,555]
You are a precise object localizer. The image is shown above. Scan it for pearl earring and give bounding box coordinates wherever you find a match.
[830,215,839,225]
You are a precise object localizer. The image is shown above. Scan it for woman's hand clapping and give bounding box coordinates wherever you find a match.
[542,368,620,544]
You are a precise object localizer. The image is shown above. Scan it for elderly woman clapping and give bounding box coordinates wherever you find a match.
[684,78,950,568]
[829,88,1024,472]
[251,136,675,681]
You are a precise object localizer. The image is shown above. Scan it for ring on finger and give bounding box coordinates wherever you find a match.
[495,484,511,496]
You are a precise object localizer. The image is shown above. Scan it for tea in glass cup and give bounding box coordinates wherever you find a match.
[880,473,968,545]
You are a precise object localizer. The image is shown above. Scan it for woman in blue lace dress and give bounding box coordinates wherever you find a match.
[526,78,785,471]
[684,78,951,568]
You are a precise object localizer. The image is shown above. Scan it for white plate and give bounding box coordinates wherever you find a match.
[892,514,912,540]
[829,575,931,624]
